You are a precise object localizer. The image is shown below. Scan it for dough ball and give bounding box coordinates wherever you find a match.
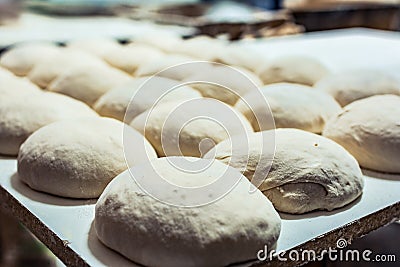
[135,54,202,80]
[257,55,329,85]
[0,92,98,156]
[215,45,265,72]
[323,94,400,173]
[94,76,201,122]
[67,38,121,58]
[205,129,364,214]
[0,70,41,96]
[28,48,104,88]
[315,69,400,106]
[0,42,60,76]
[18,117,157,198]
[48,64,132,107]
[184,65,263,105]
[235,83,341,133]
[130,99,253,157]
[103,43,164,75]
[95,157,281,267]
[133,33,183,53]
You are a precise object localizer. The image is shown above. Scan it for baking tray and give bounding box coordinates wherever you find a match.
[1,28,400,266]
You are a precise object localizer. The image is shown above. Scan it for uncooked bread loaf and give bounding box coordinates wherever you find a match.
[130,99,253,157]
[94,76,201,122]
[95,157,281,267]
[235,83,341,133]
[0,92,97,156]
[103,43,164,75]
[257,55,329,85]
[323,94,400,173]
[67,38,121,58]
[28,48,104,88]
[205,129,364,214]
[135,54,202,80]
[315,69,400,106]
[184,65,263,105]
[0,42,60,76]
[48,64,132,106]
[18,117,157,198]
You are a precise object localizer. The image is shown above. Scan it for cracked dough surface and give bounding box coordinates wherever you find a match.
[323,94,400,173]
[18,117,157,198]
[95,157,281,267]
[205,129,364,214]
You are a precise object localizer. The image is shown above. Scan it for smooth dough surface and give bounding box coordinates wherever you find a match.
[323,94,400,173]
[205,129,364,214]
[95,157,281,267]
[315,69,400,106]
[0,92,98,156]
[18,117,157,198]
[28,48,104,88]
[235,83,341,132]
[48,64,132,106]
[130,99,253,157]
[94,76,201,122]
[257,55,329,85]
[0,43,60,76]
[184,65,263,105]
[0,70,42,96]
[67,38,121,58]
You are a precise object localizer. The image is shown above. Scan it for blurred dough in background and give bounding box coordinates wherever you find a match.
[27,48,105,88]
[235,83,341,132]
[47,63,132,107]
[67,38,121,58]
[257,55,329,85]
[184,64,262,105]
[94,76,201,122]
[0,42,60,76]
[0,92,97,156]
[315,69,400,106]
[323,94,400,174]
[102,43,164,75]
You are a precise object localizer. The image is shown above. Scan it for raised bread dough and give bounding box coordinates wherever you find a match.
[67,38,121,58]
[0,69,41,96]
[215,45,265,72]
[205,129,364,214]
[0,43,60,76]
[0,92,97,156]
[257,55,329,85]
[314,69,400,106]
[135,54,202,80]
[103,43,164,75]
[48,64,132,107]
[184,65,263,105]
[130,99,253,157]
[18,117,157,198]
[235,83,341,133]
[28,48,104,88]
[94,76,201,122]
[323,94,400,173]
[95,157,281,267]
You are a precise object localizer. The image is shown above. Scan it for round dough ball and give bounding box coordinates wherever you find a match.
[130,99,253,157]
[133,33,183,53]
[205,129,364,214]
[257,55,329,85]
[67,38,121,58]
[235,83,341,133]
[48,64,132,107]
[103,43,164,75]
[135,54,202,80]
[0,70,41,96]
[94,76,201,122]
[323,94,400,173]
[95,157,281,267]
[28,48,105,88]
[0,92,98,156]
[215,45,265,72]
[184,65,263,105]
[314,69,400,106]
[0,42,60,76]
[18,117,157,198]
